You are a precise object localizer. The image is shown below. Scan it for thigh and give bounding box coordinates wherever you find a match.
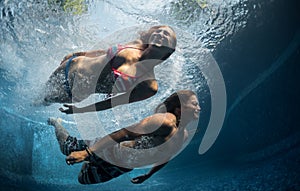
[78,160,132,184]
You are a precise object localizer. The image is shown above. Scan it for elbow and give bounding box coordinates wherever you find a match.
[142,88,157,100]
[129,87,158,103]
[148,88,158,97]
[143,79,158,99]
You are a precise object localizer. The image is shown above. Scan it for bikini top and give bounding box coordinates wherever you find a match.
[106,44,145,93]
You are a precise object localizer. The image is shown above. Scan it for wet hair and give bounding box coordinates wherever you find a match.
[139,25,177,49]
[137,25,177,62]
[155,90,196,119]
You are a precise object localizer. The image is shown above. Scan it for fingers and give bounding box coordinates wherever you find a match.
[65,156,76,165]
[130,177,140,184]
[59,104,74,114]
[66,150,86,165]
[65,155,81,165]
[130,175,147,184]
[59,107,67,113]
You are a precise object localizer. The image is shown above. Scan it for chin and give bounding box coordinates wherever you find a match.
[151,42,162,47]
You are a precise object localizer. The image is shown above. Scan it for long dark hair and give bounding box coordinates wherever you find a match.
[155,90,196,120]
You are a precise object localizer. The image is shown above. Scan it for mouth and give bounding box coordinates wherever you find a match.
[194,111,200,118]
[152,38,162,45]
[150,35,165,46]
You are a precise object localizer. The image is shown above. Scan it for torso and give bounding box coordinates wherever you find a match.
[58,43,157,101]
[99,114,186,168]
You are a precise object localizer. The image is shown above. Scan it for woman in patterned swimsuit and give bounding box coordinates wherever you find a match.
[47,90,200,184]
[42,25,177,114]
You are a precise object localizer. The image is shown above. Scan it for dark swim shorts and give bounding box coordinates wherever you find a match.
[78,158,132,184]
[62,136,88,156]
[63,136,132,184]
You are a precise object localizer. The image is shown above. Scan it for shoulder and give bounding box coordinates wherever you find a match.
[147,112,176,123]
[148,113,177,130]
[129,39,143,45]
[151,113,177,136]
[136,113,177,132]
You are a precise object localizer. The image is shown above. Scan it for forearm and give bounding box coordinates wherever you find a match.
[89,135,116,154]
[131,162,168,184]
[84,49,106,57]
[74,99,112,113]
[146,162,168,177]
[77,93,135,113]
[89,128,137,154]
[65,50,105,59]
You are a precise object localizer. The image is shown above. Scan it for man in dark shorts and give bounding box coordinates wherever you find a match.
[48,90,200,184]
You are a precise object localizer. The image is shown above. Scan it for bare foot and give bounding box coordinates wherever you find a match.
[47,117,63,126]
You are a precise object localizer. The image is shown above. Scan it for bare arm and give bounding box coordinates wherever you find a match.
[59,80,158,114]
[89,113,174,154]
[65,127,140,165]
[65,113,176,165]
[131,162,168,184]
[60,49,107,64]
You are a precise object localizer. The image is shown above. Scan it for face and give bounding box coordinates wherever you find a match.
[148,27,175,48]
[181,95,201,120]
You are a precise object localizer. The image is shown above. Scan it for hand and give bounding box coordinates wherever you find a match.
[65,150,88,165]
[59,104,78,114]
[131,174,150,184]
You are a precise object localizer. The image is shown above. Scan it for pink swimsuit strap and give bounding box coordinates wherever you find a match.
[107,44,144,60]
[107,44,146,93]
[107,44,144,79]
[111,67,138,79]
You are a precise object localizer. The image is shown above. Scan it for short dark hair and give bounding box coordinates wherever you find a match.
[155,90,196,117]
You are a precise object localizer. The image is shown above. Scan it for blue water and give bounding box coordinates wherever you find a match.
[1,0,300,190]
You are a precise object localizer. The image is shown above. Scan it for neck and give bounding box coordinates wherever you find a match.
[140,44,174,62]
[177,118,192,128]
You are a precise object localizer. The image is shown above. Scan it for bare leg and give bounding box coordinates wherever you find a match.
[47,117,69,153]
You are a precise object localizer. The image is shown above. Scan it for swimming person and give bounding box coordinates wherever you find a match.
[47,90,200,184]
[42,25,177,114]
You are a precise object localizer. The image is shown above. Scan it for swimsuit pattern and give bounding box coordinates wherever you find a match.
[62,136,87,156]
[63,135,132,184]
[78,158,132,184]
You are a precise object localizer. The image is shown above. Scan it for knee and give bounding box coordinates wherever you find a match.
[78,169,90,184]
[77,163,98,185]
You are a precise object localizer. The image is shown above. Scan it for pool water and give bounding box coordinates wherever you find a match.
[0,0,299,190]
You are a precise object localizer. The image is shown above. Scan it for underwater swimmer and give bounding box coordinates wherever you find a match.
[47,90,200,184]
[42,25,177,115]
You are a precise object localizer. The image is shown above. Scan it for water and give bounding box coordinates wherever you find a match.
[1,0,300,190]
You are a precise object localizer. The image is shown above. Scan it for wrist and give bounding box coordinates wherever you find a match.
[145,173,151,178]
[84,147,91,159]
[85,147,99,164]
[73,106,84,114]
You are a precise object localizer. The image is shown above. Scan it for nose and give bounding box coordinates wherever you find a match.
[155,30,165,38]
